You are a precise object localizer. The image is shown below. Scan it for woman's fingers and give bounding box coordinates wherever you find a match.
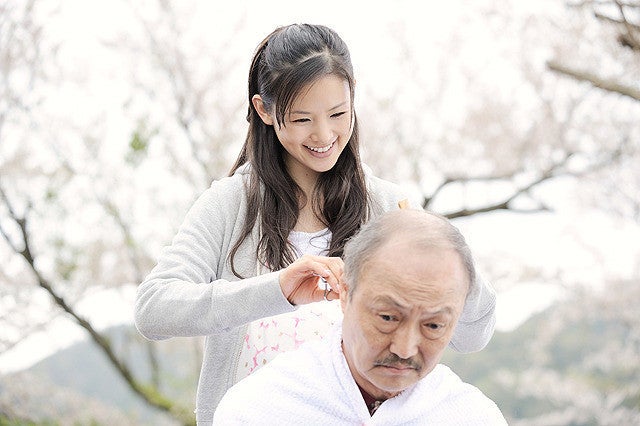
[279,255,344,304]
[313,256,343,294]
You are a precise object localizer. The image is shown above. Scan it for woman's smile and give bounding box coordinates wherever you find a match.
[304,140,336,156]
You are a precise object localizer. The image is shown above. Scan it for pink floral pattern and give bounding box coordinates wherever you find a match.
[236,301,342,381]
[236,228,337,381]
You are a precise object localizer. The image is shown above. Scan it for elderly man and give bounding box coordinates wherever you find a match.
[213,210,506,425]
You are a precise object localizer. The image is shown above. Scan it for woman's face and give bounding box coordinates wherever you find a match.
[255,74,353,186]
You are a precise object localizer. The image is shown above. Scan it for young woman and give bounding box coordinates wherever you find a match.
[135,23,496,425]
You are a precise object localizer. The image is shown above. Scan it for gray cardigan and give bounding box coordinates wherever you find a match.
[135,165,496,425]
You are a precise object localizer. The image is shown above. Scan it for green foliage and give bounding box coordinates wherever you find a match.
[129,131,148,154]
[44,189,57,202]
[55,258,78,281]
[125,122,157,166]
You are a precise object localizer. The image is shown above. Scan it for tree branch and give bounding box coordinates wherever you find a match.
[0,184,193,425]
[436,147,623,219]
[615,0,640,49]
[423,171,522,209]
[135,6,212,183]
[568,0,640,8]
[546,60,640,101]
[0,315,59,354]
[98,197,145,283]
[594,11,640,31]
[441,170,556,219]
[0,186,31,259]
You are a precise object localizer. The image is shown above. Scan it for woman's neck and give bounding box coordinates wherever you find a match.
[290,171,326,232]
[294,203,326,233]
[287,164,319,198]
[284,157,326,232]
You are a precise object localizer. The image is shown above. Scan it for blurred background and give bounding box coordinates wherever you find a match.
[1,0,639,424]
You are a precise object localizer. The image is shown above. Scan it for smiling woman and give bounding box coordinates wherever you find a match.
[134,23,497,425]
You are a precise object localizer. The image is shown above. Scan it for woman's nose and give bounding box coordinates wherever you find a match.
[311,119,333,144]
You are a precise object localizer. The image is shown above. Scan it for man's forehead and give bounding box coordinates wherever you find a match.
[366,238,460,271]
[355,244,468,299]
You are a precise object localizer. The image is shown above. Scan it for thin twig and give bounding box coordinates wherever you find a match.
[615,0,640,49]
[547,60,640,101]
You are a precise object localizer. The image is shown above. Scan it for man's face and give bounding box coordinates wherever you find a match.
[340,238,468,400]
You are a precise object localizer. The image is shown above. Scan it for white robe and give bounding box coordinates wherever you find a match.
[213,322,507,425]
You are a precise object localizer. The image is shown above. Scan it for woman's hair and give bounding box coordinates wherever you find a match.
[228,23,369,276]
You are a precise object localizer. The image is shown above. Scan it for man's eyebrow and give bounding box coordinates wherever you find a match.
[372,296,455,317]
[290,101,348,115]
[423,306,454,317]
[371,295,409,310]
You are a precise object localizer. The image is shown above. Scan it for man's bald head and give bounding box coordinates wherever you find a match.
[342,209,476,298]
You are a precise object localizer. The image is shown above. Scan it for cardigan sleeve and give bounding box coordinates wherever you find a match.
[134,176,295,340]
[449,273,497,352]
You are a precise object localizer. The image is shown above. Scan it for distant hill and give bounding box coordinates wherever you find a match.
[1,326,199,425]
[442,305,635,423]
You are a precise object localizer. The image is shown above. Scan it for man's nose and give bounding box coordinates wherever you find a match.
[389,323,421,360]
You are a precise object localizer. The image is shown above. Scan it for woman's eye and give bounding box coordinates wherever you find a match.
[331,111,347,118]
[292,118,310,123]
[380,314,395,322]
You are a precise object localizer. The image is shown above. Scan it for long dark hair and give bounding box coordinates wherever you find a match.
[228,24,369,276]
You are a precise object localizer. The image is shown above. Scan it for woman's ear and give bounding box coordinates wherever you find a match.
[252,95,274,126]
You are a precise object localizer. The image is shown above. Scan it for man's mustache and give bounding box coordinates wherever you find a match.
[374,353,422,371]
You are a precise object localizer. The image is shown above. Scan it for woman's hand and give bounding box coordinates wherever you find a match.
[278,255,343,305]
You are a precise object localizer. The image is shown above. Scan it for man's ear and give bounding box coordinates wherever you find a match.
[252,95,274,126]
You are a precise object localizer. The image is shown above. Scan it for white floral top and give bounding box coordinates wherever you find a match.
[235,228,342,381]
